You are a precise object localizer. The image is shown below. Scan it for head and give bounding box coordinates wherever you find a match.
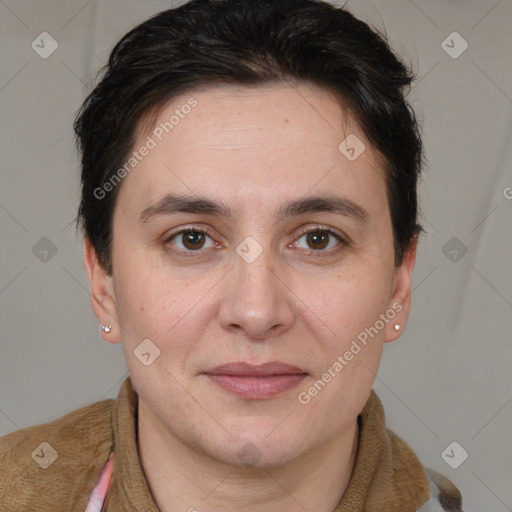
[77,0,422,468]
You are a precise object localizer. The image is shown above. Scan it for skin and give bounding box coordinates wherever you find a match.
[84,82,416,512]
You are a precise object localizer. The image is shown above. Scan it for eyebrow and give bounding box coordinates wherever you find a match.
[138,193,369,224]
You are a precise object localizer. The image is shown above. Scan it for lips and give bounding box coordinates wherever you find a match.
[203,362,308,399]
[206,361,307,377]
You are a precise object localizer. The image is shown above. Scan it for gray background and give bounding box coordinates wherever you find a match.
[1,0,511,510]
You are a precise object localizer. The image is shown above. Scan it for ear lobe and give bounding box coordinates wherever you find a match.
[384,239,417,343]
[83,237,121,344]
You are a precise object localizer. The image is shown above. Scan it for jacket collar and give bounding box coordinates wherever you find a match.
[334,389,431,511]
[106,377,430,511]
[106,376,159,510]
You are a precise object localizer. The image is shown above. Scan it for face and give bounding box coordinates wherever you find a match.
[85,83,415,468]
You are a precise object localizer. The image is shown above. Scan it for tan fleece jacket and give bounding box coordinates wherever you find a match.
[0,377,462,511]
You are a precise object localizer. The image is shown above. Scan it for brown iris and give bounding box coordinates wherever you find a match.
[181,230,207,250]
[305,230,330,250]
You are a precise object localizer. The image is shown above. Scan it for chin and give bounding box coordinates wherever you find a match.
[204,425,305,469]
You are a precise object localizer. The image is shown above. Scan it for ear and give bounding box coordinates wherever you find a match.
[384,238,418,343]
[83,237,121,344]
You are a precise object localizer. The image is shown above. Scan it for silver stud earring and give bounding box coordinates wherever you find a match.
[101,325,112,333]
[394,324,400,331]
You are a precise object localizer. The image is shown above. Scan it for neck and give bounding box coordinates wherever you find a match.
[137,402,360,512]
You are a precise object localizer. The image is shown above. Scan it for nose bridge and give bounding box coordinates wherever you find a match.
[219,235,294,338]
[234,240,280,309]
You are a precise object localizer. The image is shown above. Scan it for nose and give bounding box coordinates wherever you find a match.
[218,246,295,341]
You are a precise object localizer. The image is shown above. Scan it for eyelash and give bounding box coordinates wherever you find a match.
[164,224,349,259]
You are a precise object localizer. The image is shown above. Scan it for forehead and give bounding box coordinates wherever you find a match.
[117,82,388,219]
[142,82,362,153]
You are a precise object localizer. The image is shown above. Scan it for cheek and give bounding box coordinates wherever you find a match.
[112,241,180,327]
[296,266,392,343]
[116,279,176,335]
[295,275,388,426]
[112,255,217,364]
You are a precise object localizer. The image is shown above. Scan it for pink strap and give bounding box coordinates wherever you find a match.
[84,451,114,511]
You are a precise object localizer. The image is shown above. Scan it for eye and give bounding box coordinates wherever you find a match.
[165,228,217,255]
[163,224,348,258]
[293,225,347,255]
